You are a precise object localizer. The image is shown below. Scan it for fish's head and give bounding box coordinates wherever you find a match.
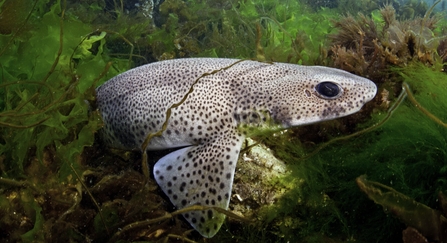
[271,66,377,127]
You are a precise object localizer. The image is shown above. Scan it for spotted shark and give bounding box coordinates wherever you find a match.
[95,58,377,238]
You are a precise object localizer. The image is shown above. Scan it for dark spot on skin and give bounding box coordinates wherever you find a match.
[180,182,186,192]
[209,188,217,195]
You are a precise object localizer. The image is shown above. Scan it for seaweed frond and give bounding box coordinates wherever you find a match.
[329,3,447,81]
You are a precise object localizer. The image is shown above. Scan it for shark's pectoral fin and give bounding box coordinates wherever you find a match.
[153,129,244,238]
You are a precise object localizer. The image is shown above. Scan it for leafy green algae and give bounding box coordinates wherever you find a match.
[0,0,123,176]
[0,0,130,241]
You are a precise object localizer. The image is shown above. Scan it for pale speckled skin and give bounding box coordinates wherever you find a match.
[96,58,377,237]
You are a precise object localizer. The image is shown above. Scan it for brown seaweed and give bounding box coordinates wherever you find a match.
[356,175,447,243]
[329,4,447,81]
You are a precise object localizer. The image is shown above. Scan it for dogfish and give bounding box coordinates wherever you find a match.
[95,58,377,237]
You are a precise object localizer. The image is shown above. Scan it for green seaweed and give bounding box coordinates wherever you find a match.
[0,0,128,175]
[19,189,44,243]
[0,0,131,241]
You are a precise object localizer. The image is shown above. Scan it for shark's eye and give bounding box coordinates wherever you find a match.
[315,82,342,99]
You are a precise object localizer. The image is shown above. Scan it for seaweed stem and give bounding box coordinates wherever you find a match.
[70,29,136,71]
[0,177,41,192]
[41,0,65,84]
[0,80,55,114]
[0,79,77,119]
[0,177,26,187]
[105,30,134,70]
[165,234,198,243]
[0,117,49,128]
[108,204,250,243]
[420,0,442,36]
[0,0,39,57]
[68,162,110,235]
[402,82,447,128]
[256,23,266,62]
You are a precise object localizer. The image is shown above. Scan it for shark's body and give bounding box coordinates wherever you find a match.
[96,58,377,237]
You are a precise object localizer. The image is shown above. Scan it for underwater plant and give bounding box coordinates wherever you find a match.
[357,175,447,243]
[0,0,144,241]
[329,3,447,81]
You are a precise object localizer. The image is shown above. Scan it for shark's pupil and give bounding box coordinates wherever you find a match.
[316,82,340,98]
